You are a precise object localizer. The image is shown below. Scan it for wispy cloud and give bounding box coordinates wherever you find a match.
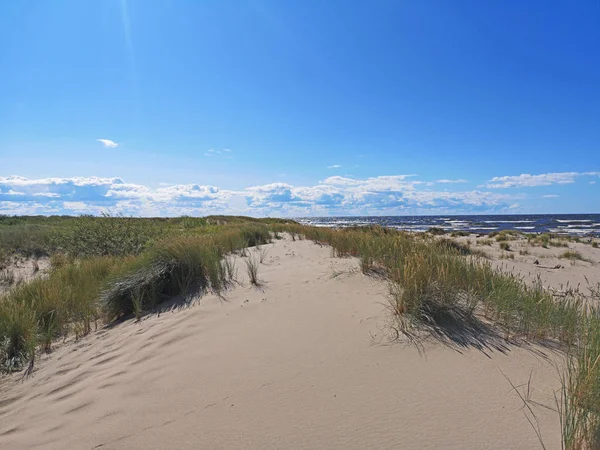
[436,179,468,184]
[485,171,599,188]
[542,194,559,198]
[204,148,233,157]
[327,164,342,169]
[97,138,119,148]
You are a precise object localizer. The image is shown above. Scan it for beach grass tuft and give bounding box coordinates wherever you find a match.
[0,219,273,371]
[245,256,262,286]
[560,250,587,261]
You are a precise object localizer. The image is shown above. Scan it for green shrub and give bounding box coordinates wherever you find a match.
[0,224,55,257]
[427,227,446,235]
[52,215,164,258]
[561,250,586,261]
[450,231,470,237]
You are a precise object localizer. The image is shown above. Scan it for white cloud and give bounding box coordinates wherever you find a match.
[542,194,559,198]
[591,181,597,185]
[204,148,232,157]
[97,139,119,148]
[0,174,520,217]
[0,175,123,187]
[63,201,95,212]
[485,172,600,189]
[327,165,342,169]
[0,201,61,215]
[485,172,599,188]
[436,179,468,183]
[33,192,62,198]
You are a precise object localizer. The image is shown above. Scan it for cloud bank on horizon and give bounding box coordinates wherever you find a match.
[1,172,598,217]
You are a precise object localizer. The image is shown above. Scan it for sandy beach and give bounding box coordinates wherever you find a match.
[3,2,598,446]
[3,233,593,449]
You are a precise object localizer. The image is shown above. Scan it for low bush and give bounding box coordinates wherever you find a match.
[450,231,470,237]
[427,227,446,235]
[560,250,591,263]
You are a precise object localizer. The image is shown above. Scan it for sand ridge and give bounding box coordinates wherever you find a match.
[1,236,564,449]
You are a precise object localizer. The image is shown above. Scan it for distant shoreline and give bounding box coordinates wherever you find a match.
[298,213,600,237]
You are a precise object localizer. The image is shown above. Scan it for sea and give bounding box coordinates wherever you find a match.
[297,214,600,237]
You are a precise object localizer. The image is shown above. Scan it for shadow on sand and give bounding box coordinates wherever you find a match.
[387,307,561,362]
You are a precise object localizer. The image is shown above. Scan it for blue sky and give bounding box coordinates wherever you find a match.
[1,0,599,216]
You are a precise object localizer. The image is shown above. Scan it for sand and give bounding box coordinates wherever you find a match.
[0,256,50,296]
[2,235,589,449]
[455,234,600,291]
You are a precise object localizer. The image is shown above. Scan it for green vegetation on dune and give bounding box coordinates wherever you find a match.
[560,250,590,262]
[561,308,600,450]
[0,216,275,372]
[0,214,296,262]
[101,226,271,320]
[0,216,598,449]
[271,223,600,449]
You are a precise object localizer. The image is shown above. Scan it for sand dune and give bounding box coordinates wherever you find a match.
[456,234,600,290]
[1,237,564,449]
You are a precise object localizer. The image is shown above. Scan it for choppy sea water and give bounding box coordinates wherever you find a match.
[297,214,600,236]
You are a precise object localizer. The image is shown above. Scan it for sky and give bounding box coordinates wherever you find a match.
[1,0,599,217]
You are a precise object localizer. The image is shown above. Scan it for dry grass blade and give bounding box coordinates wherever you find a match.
[256,245,269,264]
[245,256,262,287]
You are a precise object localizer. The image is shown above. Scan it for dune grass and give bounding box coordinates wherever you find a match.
[560,306,600,450]
[1,217,598,448]
[99,224,272,320]
[427,227,446,235]
[0,256,124,370]
[0,224,55,260]
[272,223,599,449]
[0,220,272,372]
[560,250,588,262]
[491,230,522,242]
[245,256,262,286]
[273,223,585,341]
[527,233,575,249]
